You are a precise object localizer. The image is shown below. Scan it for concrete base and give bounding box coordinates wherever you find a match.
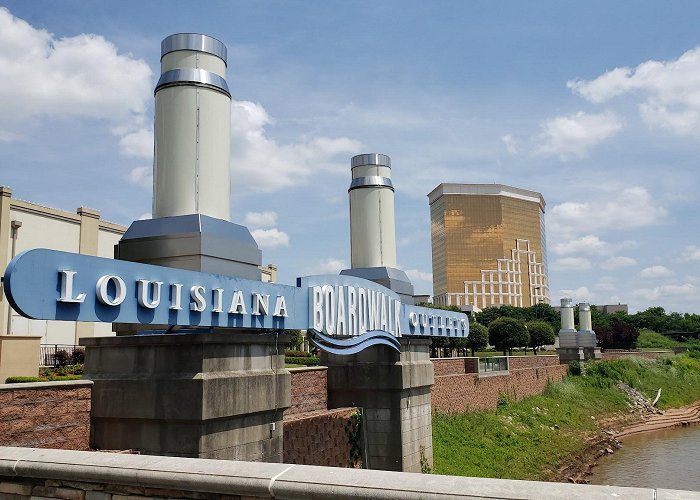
[115,214,262,280]
[557,346,602,363]
[322,338,433,472]
[340,267,415,304]
[81,332,290,461]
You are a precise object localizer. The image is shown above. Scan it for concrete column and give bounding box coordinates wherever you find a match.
[0,187,12,334]
[74,207,100,343]
[82,332,290,461]
[322,338,434,472]
[578,302,593,333]
[576,303,599,352]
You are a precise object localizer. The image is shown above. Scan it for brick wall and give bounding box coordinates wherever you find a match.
[601,350,674,361]
[507,355,560,370]
[283,407,359,467]
[286,366,328,416]
[0,380,91,450]
[432,365,568,413]
[431,355,560,376]
[431,358,478,376]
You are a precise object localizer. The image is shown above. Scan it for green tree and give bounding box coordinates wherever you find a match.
[448,336,469,356]
[466,322,489,356]
[475,305,525,326]
[488,317,529,356]
[287,330,304,350]
[525,321,555,355]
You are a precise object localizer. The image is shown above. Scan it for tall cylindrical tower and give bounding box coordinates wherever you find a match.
[559,298,576,334]
[349,154,397,269]
[153,33,231,221]
[578,302,594,334]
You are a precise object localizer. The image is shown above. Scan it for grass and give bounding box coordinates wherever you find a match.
[637,329,700,350]
[432,352,700,480]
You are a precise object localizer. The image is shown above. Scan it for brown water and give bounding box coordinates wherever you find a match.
[589,424,700,491]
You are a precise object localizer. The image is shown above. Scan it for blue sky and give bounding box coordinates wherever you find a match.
[2,1,700,313]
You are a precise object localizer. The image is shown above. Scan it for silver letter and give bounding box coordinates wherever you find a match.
[58,270,86,303]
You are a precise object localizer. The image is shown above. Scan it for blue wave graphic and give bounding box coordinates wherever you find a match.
[309,329,401,355]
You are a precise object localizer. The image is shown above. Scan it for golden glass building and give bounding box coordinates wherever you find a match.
[428,184,549,310]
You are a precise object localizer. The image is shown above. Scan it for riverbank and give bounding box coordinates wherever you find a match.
[567,400,700,484]
[432,353,700,482]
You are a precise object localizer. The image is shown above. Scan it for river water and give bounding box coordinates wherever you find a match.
[589,424,700,491]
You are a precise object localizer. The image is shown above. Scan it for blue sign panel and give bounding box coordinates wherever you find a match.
[3,249,469,340]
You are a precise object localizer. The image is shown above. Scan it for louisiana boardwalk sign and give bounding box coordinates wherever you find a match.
[4,249,468,353]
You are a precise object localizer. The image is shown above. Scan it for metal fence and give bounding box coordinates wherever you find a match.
[39,344,83,367]
[478,356,508,373]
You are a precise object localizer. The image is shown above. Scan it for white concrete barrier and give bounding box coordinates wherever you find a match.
[1,447,698,500]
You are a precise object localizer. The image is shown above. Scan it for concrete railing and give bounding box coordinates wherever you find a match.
[0,447,692,499]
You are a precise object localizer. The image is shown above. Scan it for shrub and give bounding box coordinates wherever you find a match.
[497,392,511,410]
[568,360,582,376]
[285,356,319,366]
[54,349,70,367]
[285,350,312,357]
[5,376,44,383]
[70,348,85,365]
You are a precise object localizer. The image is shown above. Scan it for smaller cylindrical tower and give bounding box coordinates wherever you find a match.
[559,298,576,333]
[153,33,231,221]
[349,154,397,269]
[578,302,594,333]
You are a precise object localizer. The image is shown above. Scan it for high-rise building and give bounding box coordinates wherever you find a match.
[428,183,549,310]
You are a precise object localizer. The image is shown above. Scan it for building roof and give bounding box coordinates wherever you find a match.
[427,183,546,211]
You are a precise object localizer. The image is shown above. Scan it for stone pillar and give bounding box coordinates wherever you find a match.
[74,207,101,343]
[0,187,12,334]
[322,338,434,472]
[82,332,290,461]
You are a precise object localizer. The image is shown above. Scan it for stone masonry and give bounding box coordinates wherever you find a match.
[0,381,92,451]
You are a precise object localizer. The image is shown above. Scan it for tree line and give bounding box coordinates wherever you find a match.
[425,302,700,356]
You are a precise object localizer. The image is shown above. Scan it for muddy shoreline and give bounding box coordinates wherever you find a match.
[552,401,700,484]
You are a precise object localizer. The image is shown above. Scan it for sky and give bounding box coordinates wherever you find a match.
[1,1,700,313]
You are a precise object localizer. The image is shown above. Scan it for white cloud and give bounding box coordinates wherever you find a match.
[548,186,667,236]
[501,134,518,155]
[251,228,289,248]
[126,166,152,189]
[309,258,347,275]
[551,234,636,256]
[244,211,278,228]
[681,245,700,262]
[556,286,593,302]
[600,256,637,270]
[0,7,151,136]
[230,100,361,192]
[568,47,700,136]
[551,257,592,271]
[595,281,617,291]
[639,265,675,279]
[537,110,623,159]
[632,283,697,301]
[120,128,153,158]
[405,269,433,282]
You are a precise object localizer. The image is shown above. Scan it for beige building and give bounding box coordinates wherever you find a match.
[0,186,127,345]
[428,183,549,310]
